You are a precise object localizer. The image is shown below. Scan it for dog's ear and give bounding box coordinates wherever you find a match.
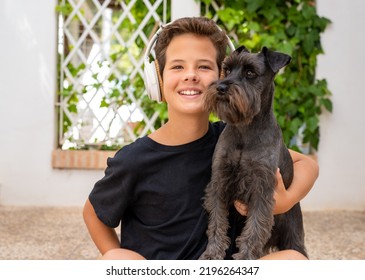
[262,46,291,73]
[234,45,250,55]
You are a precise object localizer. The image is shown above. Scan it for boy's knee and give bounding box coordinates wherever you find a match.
[100,248,145,260]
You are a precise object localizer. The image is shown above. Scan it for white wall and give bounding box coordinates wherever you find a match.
[171,0,200,20]
[0,0,104,206]
[0,0,364,210]
[300,0,365,210]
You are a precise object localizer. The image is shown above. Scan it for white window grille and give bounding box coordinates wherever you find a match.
[56,0,169,150]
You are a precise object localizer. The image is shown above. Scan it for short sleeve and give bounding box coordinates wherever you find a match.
[89,148,136,228]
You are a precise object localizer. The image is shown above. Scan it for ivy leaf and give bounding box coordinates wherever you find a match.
[68,104,77,113]
[245,0,265,13]
[217,8,244,30]
[302,34,315,56]
[201,0,212,5]
[56,3,73,16]
[321,98,333,112]
[306,116,319,133]
[289,118,302,134]
[100,98,109,108]
[247,22,261,33]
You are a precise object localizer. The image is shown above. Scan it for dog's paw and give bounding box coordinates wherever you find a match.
[232,251,259,260]
[198,253,214,260]
[232,252,246,260]
[199,249,225,260]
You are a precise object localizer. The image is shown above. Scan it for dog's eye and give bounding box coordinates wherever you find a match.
[246,70,257,79]
[225,69,231,75]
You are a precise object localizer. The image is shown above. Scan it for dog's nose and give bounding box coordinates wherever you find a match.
[217,84,228,95]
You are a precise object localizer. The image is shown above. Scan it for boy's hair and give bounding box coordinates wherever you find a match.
[154,17,229,76]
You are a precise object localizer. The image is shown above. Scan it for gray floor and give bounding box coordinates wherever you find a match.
[0,206,364,260]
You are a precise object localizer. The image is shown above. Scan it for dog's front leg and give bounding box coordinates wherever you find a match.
[233,196,274,259]
[199,180,231,260]
[233,170,276,260]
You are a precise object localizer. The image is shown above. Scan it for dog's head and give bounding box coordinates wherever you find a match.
[204,46,291,125]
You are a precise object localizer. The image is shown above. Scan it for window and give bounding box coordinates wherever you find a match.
[56,0,169,150]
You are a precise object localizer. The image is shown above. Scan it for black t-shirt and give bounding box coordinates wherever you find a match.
[89,121,226,259]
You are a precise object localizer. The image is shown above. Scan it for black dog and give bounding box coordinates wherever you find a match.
[200,46,307,260]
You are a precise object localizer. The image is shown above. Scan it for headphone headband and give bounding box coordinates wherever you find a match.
[144,21,235,102]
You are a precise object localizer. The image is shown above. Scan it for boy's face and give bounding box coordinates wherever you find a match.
[162,33,219,117]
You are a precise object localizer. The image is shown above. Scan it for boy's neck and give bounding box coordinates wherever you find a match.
[149,114,210,146]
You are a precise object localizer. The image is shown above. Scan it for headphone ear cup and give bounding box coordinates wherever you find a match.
[144,58,162,102]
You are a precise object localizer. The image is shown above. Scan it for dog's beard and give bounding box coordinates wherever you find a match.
[204,83,261,125]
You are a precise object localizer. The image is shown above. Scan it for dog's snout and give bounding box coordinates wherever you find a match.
[217,83,228,95]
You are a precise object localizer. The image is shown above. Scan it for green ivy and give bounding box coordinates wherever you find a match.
[203,0,332,152]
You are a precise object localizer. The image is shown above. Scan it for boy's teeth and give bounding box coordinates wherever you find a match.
[180,90,199,95]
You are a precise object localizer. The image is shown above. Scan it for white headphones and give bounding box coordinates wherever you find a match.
[143,21,236,102]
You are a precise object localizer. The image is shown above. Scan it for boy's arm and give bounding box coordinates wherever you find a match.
[273,149,319,214]
[234,150,319,216]
[83,198,120,254]
[83,199,146,259]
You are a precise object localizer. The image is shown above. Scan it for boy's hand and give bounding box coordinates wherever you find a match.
[234,168,289,216]
[273,168,290,215]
